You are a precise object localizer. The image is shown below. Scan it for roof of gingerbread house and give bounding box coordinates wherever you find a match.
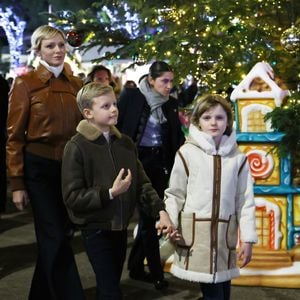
[230,62,290,106]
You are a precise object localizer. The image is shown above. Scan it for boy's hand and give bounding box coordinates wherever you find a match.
[12,190,29,211]
[238,242,253,268]
[156,210,179,238]
[110,168,132,197]
[168,230,182,241]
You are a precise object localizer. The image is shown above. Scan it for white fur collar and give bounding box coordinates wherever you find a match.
[188,124,237,156]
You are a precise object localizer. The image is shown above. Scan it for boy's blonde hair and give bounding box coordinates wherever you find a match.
[76,82,114,114]
[191,94,234,136]
[30,25,65,53]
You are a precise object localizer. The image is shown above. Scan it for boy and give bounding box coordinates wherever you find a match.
[61,82,174,300]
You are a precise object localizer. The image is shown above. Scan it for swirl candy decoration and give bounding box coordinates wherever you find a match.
[246,149,274,179]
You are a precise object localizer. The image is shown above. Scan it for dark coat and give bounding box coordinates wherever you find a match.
[0,75,9,212]
[117,87,184,173]
[0,75,9,141]
[61,120,165,230]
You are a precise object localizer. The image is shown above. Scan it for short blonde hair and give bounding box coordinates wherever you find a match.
[76,82,114,114]
[191,94,234,136]
[30,25,65,53]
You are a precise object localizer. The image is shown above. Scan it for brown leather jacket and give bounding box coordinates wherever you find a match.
[6,63,83,191]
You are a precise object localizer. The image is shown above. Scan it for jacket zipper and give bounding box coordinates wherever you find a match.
[211,155,221,282]
[108,140,123,230]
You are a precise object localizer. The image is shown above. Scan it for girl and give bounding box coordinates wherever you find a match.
[165,94,257,300]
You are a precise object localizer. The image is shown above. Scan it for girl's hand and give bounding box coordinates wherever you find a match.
[156,210,174,236]
[12,190,29,211]
[238,242,253,268]
[168,229,182,241]
[110,168,132,197]
[156,210,181,241]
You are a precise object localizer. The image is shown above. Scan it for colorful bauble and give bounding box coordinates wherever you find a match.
[66,30,84,47]
[280,25,300,53]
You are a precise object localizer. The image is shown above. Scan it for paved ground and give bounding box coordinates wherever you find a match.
[0,202,299,300]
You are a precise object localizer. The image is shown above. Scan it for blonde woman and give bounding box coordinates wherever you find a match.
[6,25,84,299]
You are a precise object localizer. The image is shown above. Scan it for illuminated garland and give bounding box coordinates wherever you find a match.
[0,7,26,72]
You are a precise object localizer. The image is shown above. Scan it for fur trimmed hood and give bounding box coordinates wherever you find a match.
[187,124,237,156]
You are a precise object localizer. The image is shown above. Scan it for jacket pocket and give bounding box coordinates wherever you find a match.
[226,214,238,249]
[177,212,195,248]
[173,212,196,271]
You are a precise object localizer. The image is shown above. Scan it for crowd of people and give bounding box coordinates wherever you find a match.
[1,24,257,300]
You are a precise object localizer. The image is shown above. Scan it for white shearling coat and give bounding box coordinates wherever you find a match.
[164,124,257,283]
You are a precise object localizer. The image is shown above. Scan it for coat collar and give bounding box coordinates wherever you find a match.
[187,124,237,156]
[76,119,122,141]
[34,63,74,83]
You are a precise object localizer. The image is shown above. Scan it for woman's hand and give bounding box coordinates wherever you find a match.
[12,190,29,211]
[238,242,253,268]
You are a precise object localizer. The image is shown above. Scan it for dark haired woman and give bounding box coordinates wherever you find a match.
[85,64,122,97]
[117,61,184,289]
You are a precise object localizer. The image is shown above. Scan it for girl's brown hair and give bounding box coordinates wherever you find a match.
[191,94,234,136]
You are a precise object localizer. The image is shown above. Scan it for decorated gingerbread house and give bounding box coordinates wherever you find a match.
[230,61,300,288]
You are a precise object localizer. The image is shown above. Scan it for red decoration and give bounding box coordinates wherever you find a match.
[66,30,84,47]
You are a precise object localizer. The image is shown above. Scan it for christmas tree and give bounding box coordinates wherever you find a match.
[49,0,300,92]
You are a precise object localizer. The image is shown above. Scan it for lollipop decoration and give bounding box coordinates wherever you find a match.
[246,149,274,179]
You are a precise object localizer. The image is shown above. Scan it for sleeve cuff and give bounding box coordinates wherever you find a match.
[109,188,114,200]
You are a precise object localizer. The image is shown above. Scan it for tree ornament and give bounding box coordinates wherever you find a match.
[197,56,223,75]
[280,25,300,53]
[56,10,75,20]
[132,53,146,66]
[66,29,84,47]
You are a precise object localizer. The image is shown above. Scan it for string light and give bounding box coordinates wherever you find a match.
[0,7,26,72]
[46,0,299,92]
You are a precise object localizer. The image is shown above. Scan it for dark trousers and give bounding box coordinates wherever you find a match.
[24,152,84,300]
[81,229,127,300]
[128,147,169,280]
[200,281,231,300]
[128,210,164,280]
[0,136,7,213]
